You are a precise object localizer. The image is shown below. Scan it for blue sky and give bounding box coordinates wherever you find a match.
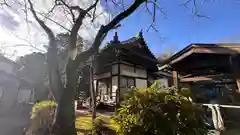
[105,0,240,56]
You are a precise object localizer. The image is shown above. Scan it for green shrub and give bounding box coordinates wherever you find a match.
[114,82,208,135]
[30,100,57,119]
[89,118,116,135]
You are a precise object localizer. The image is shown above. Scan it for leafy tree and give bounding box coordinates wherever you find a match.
[114,83,208,135]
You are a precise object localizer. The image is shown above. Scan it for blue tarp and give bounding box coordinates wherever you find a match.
[204,90,217,95]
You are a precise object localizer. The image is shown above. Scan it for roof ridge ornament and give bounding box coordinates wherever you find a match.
[135,30,143,39]
[112,31,120,43]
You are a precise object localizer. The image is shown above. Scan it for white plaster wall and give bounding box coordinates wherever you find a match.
[136,79,147,88]
[112,76,118,100]
[119,87,127,99]
[120,64,147,78]
[120,64,135,76]
[112,64,118,74]
[158,78,169,88]
[136,68,147,78]
[0,62,13,74]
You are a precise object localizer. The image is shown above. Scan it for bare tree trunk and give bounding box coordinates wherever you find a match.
[54,59,77,135]
[47,41,64,102]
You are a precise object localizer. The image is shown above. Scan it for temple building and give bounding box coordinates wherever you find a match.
[85,31,172,101]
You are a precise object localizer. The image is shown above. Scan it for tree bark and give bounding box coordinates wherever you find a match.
[47,40,64,102]
[54,59,77,135]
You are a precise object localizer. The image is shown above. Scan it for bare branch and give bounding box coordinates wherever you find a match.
[182,0,209,19]
[183,0,192,9]
[108,0,126,10]
[91,5,97,22]
[74,0,146,67]
[56,0,78,22]
[39,12,72,32]
[27,0,55,40]
[56,0,84,13]
[145,2,153,16]
[61,6,74,25]
[27,0,64,102]
[1,26,46,52]
[86,0,100,13]
[147,0,167,19]
[192,0,199,16]
[0,0,10,7]
[22,0,31,39]
[14,0,71,33]
[145,0,167,33]
[44,4,58,19]
[147,22,158,32]
[68,0,100,60]
[92,0,145,52]
[152,0,157,22]
[1,44,45,52]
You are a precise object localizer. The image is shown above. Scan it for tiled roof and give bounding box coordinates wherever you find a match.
[94,33,159,73]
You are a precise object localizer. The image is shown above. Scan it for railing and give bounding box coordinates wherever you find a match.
[199,103,240,109]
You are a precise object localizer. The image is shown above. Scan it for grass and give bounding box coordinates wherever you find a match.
[75,113,117,135]
[75,114,240,135]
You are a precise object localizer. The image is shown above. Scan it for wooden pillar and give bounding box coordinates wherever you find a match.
[172,70,180,90]
[230,55,240,93]
[188,82,194,101]
[115,61,121,112]
[110,64,113,98]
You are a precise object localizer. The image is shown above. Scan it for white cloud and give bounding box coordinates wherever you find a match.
[0,0,111,59]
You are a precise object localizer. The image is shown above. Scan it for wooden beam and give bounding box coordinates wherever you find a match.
[194,46,240,54]
[170,49,194,65]
[181,76,212,82]
[181,73,232,78]
[93,72,111,80]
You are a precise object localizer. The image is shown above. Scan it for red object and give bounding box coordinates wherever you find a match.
[77,100,83,110]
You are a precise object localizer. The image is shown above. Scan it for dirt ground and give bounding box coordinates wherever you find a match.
[224,128,240,135]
